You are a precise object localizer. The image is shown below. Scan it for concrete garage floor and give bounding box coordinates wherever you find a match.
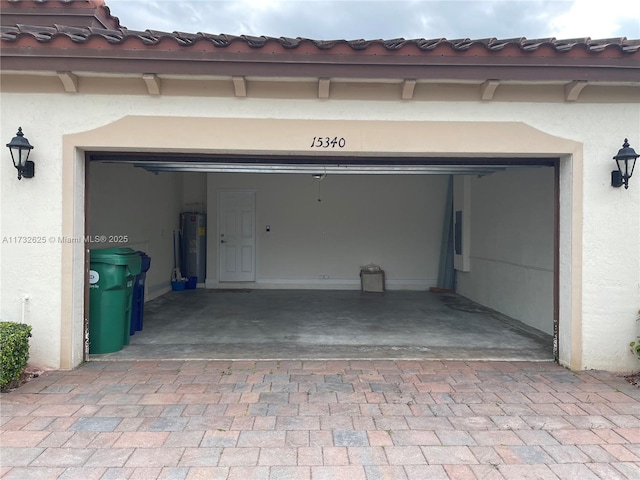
[92,290,554,362]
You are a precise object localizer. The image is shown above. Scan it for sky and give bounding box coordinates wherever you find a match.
[104,0,640,41]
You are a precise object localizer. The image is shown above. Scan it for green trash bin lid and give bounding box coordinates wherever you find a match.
[90,247,142,275]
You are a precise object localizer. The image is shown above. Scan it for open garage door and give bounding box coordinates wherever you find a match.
[86,151,558,362]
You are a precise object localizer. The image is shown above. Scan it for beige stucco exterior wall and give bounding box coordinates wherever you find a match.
[0,91,638,372]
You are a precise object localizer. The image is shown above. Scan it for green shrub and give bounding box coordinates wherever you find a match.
[0,321,32,389]
[631,310,640,361]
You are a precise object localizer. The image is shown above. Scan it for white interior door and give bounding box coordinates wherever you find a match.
[218,191,256,282]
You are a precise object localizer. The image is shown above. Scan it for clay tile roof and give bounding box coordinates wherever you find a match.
[1,0,639,56]
[3,23,638,56]
[1,0,638,84]
[2,0,121,29]
[622,39,640,53]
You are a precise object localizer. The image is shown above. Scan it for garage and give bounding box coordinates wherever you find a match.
[3,0,637,372]
[87,149,557,361]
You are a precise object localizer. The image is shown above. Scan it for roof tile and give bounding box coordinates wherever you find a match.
[197,32,234,48]
[381,38,406,50]
[2,0,639,56]
[279,37,302,49]
[56,24,92,42]
[87,26,121,43]
[414,38,445,50]
[1,23,639,55]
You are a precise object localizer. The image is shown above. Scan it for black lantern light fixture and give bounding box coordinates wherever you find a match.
[6,127,34,180]
[611,138,638,189]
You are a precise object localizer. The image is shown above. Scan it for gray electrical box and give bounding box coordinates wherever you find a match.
[181,212,206,283]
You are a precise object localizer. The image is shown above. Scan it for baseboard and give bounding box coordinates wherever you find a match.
[205,278,437,291]
[146,284,171,301]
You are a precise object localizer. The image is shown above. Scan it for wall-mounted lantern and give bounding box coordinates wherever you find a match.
[6,127,34,180]
[611,138,638,189]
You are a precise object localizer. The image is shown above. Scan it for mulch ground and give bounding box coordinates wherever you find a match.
[0,365,44,393]
[626,371,640,388]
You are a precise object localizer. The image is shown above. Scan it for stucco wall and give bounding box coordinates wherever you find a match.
[456,167,556,335]
[0,91,638,371]
[0,142,63,368]
[580,140,640,372]
[206,173,447,289]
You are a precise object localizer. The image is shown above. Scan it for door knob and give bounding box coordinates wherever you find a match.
[220,240,226,244]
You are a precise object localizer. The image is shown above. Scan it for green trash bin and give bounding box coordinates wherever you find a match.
[89,248,142,354]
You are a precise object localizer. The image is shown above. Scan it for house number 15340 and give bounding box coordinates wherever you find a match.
[310,136,346,148]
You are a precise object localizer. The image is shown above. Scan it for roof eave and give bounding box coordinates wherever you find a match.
[2,47,638,83]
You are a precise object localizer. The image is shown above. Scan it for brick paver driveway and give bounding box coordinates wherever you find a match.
[1,360,639,479]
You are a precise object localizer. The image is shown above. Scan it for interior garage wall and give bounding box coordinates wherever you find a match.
[182,172,207,213]
[88,163,183,299]
[206,173,448,289]
[456,167,555,334]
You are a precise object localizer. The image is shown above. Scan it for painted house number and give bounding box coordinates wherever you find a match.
[310,136,346,148]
